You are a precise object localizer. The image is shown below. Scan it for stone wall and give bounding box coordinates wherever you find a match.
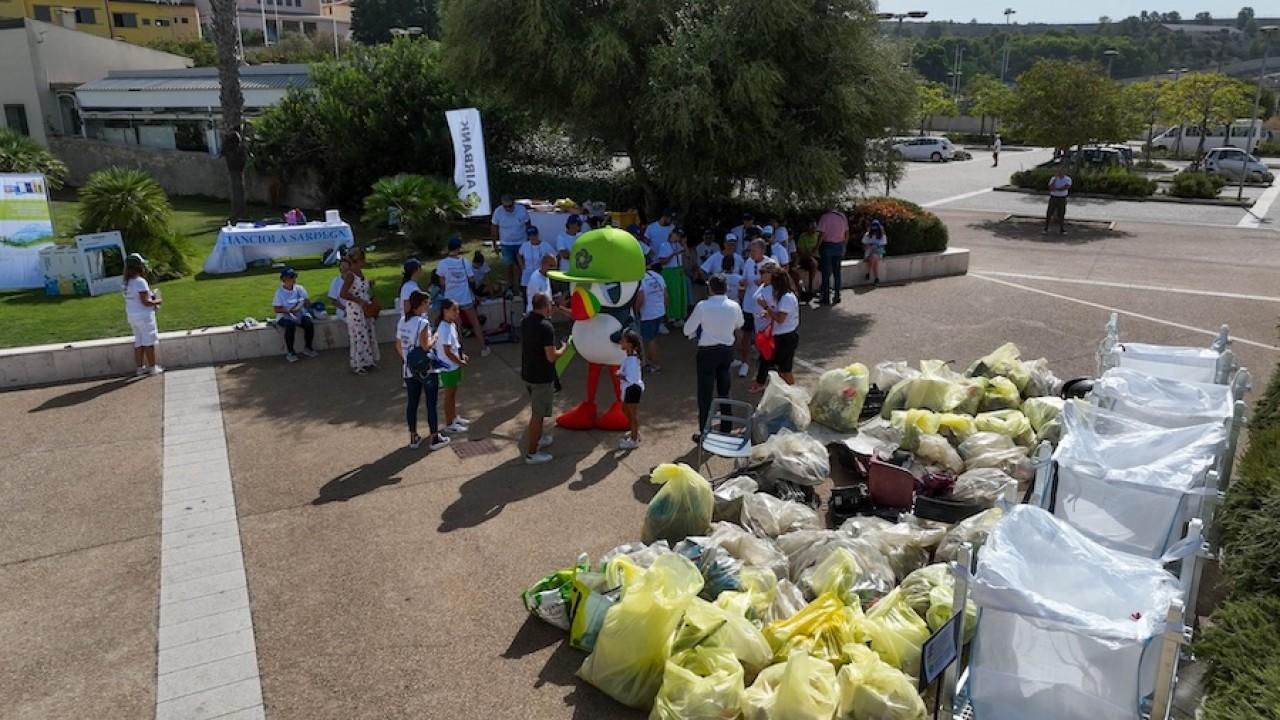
[49,136,325,211]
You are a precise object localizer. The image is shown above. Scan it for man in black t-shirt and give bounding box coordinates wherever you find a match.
[521,294,568,465]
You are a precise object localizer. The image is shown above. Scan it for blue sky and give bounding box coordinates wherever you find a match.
[885,2,1257,24]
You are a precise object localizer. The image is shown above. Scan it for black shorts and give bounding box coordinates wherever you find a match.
[773,331,799,373]
[623,385,643,404]
[743,314,756,333]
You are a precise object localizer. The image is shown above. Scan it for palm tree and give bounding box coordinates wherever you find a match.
[209,0,247,218]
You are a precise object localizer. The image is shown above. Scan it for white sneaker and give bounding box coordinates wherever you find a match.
[287,353,299,363]
[149,365,165,375]
[135,367,148,377]
[408,435,423,449]
[429,434,451,450]
[618,436,639,450]
[481,345,492,357]
[455,417,472,427]
[445,421,468,434]
[730,360,743,371]
[524,451,553,465]
[657,324,670,335]
[301,348,319,358]
[737,362,749,378]
[538,434,553,448]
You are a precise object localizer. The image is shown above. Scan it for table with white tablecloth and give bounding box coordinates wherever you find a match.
[203,222,355,274]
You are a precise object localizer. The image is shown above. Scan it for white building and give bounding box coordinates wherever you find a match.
[0,17,191,145]
[191,0,349,45]
[74,64,311,154]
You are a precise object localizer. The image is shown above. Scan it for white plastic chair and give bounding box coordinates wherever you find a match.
[698,398,754,474]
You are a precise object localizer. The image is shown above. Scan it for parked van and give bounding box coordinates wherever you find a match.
[1151,120,1273,153]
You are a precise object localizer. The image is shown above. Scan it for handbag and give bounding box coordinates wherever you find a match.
[364,298,383,319]
[754,320,775,362]
[406,320,435,379]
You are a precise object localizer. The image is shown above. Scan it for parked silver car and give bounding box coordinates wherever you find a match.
[1200,147,1275,183]
[892,136,955,162]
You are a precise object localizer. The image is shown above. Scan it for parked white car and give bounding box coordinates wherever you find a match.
[893,136,955,162]
[1201,147,1275,183]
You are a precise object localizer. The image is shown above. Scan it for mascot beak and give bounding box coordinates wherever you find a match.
[570,287,597,322]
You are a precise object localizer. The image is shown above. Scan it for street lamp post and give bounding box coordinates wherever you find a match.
[1237,26,1278,202]
[876,10,928,67]
[1167,67,1189,157]
[1104,49,1119,78]
[322,0,352,59]
[1000,8,1016,82]
[259,0,270,47]
[949,45,965,98]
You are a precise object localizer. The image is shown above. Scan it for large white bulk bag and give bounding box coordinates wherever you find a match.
[1114,342,1222,384]
[1091,367,1233,428]
[1052,402,1226,558]
[968,506,1180,720]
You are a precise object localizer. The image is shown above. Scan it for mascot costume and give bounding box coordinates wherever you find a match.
[547,227,646,431]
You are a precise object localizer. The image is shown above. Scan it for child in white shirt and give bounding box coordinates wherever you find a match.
[617,330,645,450]
[435,299,471,434]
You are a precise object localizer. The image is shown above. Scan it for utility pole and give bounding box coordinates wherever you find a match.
[1237,26,1278,202]
[875,10,929,67]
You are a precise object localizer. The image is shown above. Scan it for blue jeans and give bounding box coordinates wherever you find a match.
[277,315,314,353]
[818,242,845,300]
[405,373,440,436]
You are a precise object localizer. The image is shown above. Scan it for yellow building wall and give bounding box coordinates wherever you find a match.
[16,0,113,37]
[103,0,200,42]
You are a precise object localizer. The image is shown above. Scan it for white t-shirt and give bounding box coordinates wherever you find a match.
[771,242,791,267]
[434,320,462,370]
[742,258,764,314]
[1049,175,1072,197]
[638,270,667,321]
[526,270,554,312]
[993,138,1002,152]
[273,284,309,320]
[491,204,530,246]
[124,276,154,320]
[397,279,420,312]
[555,231,580,272]
[619,354,644,391]
[396,314,432,379]
[774,226,792,252]
[656,239,682,269]
[327,275,346,308]
[700,251,743,277]
[695,241,719,267]
[635,237,651,259]
[473,261,490,288]
[518,241,556,286]
[685,295,744,347]
[760,290,800,335]
[723,272,743,304]
[437,255,475,306]
[644,221,674,249]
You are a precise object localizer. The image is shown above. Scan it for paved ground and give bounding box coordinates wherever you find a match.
[2,212,1277,719]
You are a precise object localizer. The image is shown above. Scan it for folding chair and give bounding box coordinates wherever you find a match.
[698,398,754,475]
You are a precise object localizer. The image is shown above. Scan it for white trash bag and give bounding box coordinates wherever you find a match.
[1090,367,1234,428]
[968,505,1180,720]
[1115,341,1223,384]
[751,429,830,487]
[754,372,812,441]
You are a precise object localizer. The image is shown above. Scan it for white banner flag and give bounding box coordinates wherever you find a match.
[445,108,491,217]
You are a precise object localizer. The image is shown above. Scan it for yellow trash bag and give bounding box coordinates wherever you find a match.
[642,463,714,545]
[864,589,931,677]
[810,363,871,432]
[763,591,868,666]
[578,554,704,709]
[889,409,941,451]
[974,409,1035,447]
[742,651,838,720]
[810,547,863,608]
[965,342,1031,391]
[675,598,774,680]
[980,376,1022,412]
[650,645,745,720]
[836,644,927,720]
[936,413,977,442]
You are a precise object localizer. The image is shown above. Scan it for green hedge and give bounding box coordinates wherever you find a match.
[1168,171,1227,199]
[1197,364,1280,718]
[847,197,948,257]
[1255,142,1280,157]
[489,166,645,213]
[1009,166,1157,197]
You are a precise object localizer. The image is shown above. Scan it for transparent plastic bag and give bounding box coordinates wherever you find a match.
[1021,358,1062,398]
[751,429,830,487]
[742,651,838,720]
[570,570,620,652]
[889,409,941,451]
[864,588,931,676]
[952,468,1017,507]
[762,591,868,666]
[1023,396,1065,444]
[650,645,745,720]
[766,579,808,624]
[713,476,759,522]
[840,516,945,582]
[741,492,823,539]
[578,554,704,708]
[811,363,871,432]
[937,413,977,442]
[836,644,927,720]
[779,530,897,603]
[706,521,790,582]
[643,463,714,545]
[935,507,1003,563]
[973,410,1034,446]
[1091,367,1233,428]
[719,566,779,623]
[1115,341,1222,384]
[873,361,920,392]
[755,372,812,441]
[675,598,774,680]
[966,342,1031,391]
[676,538,745,600]
[980,376,1022,412]
[916,433,964,474]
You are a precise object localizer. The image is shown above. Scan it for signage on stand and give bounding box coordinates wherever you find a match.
[0,173,56,289]
[445,107,491,217]
[919,613,961,691]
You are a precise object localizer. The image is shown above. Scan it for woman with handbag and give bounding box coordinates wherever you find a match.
[751,260,801,392]
[339,247,382,374]
[396,291,449,451]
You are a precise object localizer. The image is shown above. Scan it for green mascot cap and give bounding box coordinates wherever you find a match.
[546,227,647,285]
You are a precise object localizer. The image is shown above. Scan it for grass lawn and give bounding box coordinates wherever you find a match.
[0,196,496,349]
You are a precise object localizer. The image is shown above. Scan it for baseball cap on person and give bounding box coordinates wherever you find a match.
[724,233,738,243]
[526,225,540,237]
[402,258,422,273]
[762,225,775,237]
[447,235,463,250]
[125,252,147,267]
[280,266,298,278]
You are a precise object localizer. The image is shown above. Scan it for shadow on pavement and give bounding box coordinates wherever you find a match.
[311,447,415,504]
[28,376,138,412]
[502,616,645,719]
[970,218,1133,245]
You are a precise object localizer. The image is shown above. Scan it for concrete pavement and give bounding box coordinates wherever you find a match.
[2,214,1277,719]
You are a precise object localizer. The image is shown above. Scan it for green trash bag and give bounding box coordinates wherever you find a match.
[836,644,927,720]
[864,588,931,677]
[642,463,714,545]
[980,376,1022,412]
[649,645,745,720]
[810,363,870,432]
[742,651,839,720]
[578,553,705,709]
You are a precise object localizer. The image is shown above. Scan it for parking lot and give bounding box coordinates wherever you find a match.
[2,210,1277,719]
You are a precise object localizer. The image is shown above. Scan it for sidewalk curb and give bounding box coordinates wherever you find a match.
[993,185,1254,208]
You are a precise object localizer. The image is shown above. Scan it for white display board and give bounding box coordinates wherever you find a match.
[0,173,56,290]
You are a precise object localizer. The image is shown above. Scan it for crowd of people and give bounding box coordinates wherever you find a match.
[119,196,892,465]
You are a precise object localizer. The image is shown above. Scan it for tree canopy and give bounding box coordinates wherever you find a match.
[351,0,439,44]
[440,0,914,212]
[1158,72,1254,156]
[1007,60,1133,151]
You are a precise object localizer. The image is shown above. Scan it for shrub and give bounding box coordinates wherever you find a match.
[489,166,645,213]
[1197,595,1280,692]
[1253,358,1280,431]
[1009,166,1156,197]
[0,128,68,189]
[1255,142,1280,157]
[847,197,948,257]
[77,168,189,278]
[361,174,470,257]
[1168,171,1227,199]
[1133,159,1171,171]
[1217,426,1280,547]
